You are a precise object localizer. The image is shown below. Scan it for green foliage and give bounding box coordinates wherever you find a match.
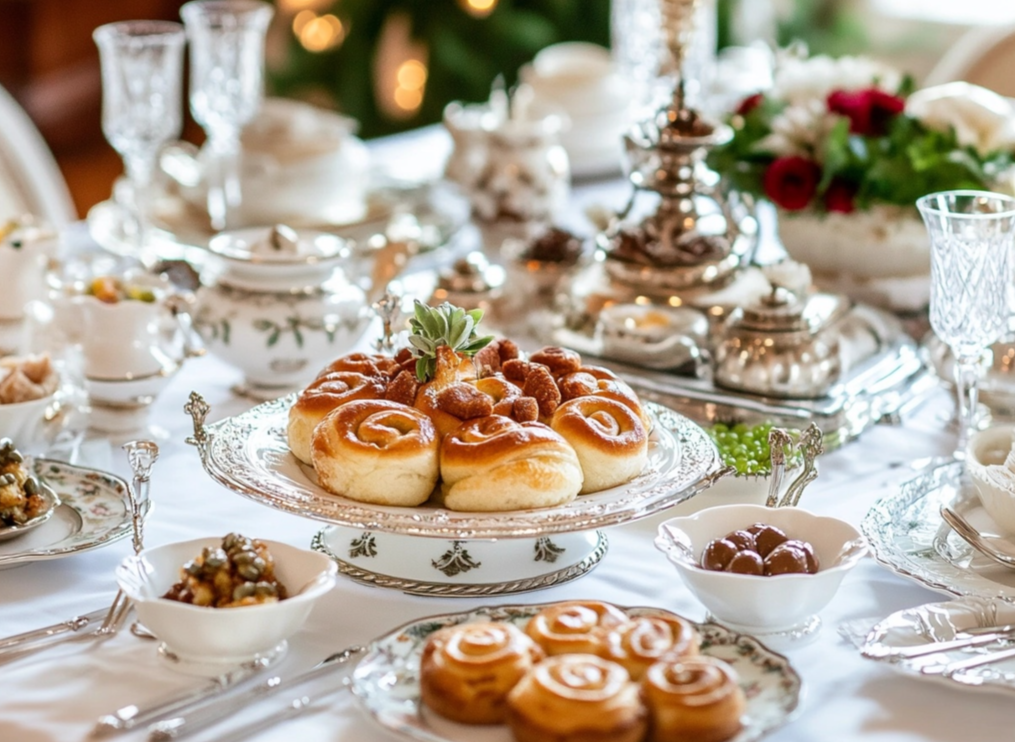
[270,0,610,138]
[407,300,494,381]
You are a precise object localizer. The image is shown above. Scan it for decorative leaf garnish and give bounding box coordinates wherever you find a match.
[407,301,494,382]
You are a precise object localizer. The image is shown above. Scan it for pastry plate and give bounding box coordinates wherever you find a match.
[351,603,803,742]
[861,596,1015,697]
[0,459,141,568]
[861,462,1015,601]
[190,397,725,539]
[312,526,608,597]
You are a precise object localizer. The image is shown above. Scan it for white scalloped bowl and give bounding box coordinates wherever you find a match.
[966,424,1015,536]
[655,504,866,636]
[117,537,337,675]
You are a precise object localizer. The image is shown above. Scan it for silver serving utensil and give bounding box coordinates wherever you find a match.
[863,627,1015,660]
[146,645,366,741]
[0,441,157,661]
[91,657,274,737]
[923,644,1015,676]
[764,428,793,508]
[940,506,1015,569]
[778,422,823,509]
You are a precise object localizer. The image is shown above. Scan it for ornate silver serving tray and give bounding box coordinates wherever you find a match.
[862,462,1015,601]
[566,314,934,452]
[352,603,802,742]
[188,396,724,540]
[861,596,1015,697]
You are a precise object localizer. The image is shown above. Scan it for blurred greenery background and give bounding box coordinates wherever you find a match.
[269,0,867,138]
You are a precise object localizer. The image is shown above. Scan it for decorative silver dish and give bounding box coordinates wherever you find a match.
[862,462,1015,601]
[187,396,724,540]
[351,603,802,742]
[0,459,139,568]
[861,596,1015,697]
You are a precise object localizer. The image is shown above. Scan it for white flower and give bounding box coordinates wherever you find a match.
[906,82,1015,156]
[753,98,835,160]
[772,54,901,104]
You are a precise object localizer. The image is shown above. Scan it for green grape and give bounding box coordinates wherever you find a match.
[706,421,803,476]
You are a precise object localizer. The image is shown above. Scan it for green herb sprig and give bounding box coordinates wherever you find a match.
[407,301,494,382]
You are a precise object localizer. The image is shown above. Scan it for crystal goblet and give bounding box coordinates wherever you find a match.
[181,0,274,231]
[918,190,1015,453]
[93,21,185,255]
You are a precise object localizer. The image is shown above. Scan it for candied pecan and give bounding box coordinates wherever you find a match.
[394,347,413,365]
[492,398,516,417]
[502,359,540,383]
[472,342,502,377]
[529,346,582,376]
[497,338,520,363]
[558,371,598,401]
[522,366,561,418]
[436,383,494,420]
[384,370,420,407]
[512,396,539,422]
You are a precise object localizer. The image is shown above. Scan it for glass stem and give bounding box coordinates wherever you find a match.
[124,155,155,256]
[953,353,983,456]
[207,133,241,231]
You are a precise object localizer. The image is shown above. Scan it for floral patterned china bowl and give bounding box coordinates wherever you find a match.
[655,504,867,645]
[117,536,337,676]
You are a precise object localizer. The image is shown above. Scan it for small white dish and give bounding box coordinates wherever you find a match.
[966,424,1015,536]
[117,537,337,676]
[0,393,59,450]
[655,504,866,646]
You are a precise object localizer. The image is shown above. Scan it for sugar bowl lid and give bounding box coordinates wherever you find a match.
[208,224,350,267]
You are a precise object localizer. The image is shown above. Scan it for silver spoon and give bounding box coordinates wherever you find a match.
[940,506,1015,569]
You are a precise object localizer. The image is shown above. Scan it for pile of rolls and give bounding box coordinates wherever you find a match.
[420,600,746,742]
[286,341,650,511]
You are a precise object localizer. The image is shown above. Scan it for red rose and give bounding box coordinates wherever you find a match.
[736,93,763,116]
[824,179,858,213]
[763,156,821,211]
[827,88,905,136]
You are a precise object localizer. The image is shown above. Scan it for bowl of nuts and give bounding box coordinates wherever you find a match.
[117,533,337,675]
[654,504,866,645]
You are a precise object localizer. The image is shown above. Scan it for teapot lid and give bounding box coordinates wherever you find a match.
[208,225,350,267]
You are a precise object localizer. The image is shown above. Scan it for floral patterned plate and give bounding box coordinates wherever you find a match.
[0,459,139,568]
[351,603,803,742]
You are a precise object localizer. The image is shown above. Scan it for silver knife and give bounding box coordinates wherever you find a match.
[864,627,1015,660]
[0,607,109,652]
[937,644,1015,676]
[146,645,366,741]
[91,656,274,737]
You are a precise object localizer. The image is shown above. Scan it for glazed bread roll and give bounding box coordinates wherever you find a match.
[471,375,523,416]
[506,654,647,742]
[600,614,700,680]
[440,416,582,511]
[643,656,746,742]
[420,622,545,725]
[525,601,629,656]
[318,352,400,379]
[287,371,388,464]
[569,366,651,432]
[311,399,438,506]
[550,397,648,493]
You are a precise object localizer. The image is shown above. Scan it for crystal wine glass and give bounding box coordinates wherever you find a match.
[93,21,185,254]
[918,190,1015,453]
[181,0,274,231]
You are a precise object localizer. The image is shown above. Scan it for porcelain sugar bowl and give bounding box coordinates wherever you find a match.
[196,225,373,396]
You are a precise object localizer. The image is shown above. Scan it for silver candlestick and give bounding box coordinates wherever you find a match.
[373,289,403,355]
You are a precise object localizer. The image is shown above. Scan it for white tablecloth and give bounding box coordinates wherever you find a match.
[1,129,1005,742]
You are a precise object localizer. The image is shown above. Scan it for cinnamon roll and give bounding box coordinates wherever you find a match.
[287,371,388,464]
[529,346,583,377]
[600,614,700,680]
[642,656,746,742]
[317,352,400,379]
[506,654,647,742]
[524,601,629,656]
[420,621,545,725]
[439,416,582,511]
[471,375,523,417]
[311,399,438,506]
[550,397,648,493]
